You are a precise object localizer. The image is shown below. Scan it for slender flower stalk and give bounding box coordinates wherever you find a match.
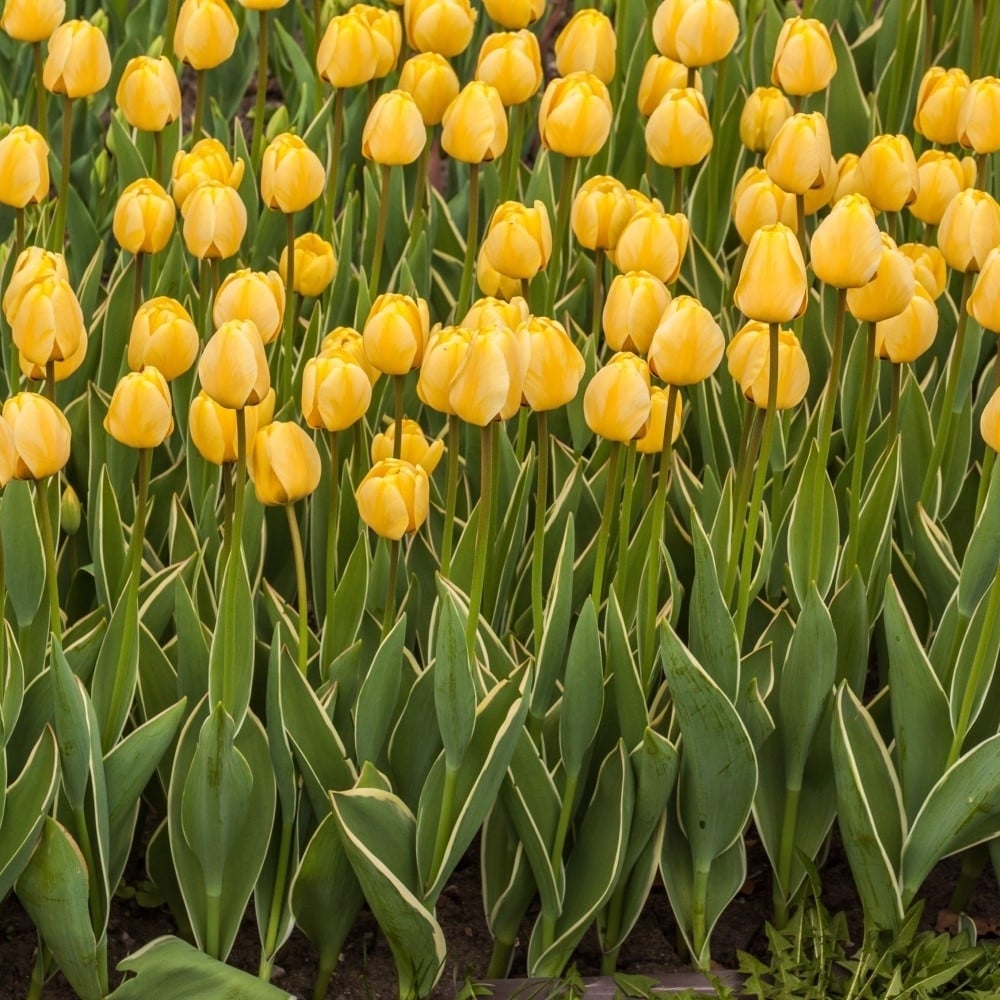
[545,155,578,315]
[281,213,297,402]
[531,410,549,646]
[51,95,73,251]
[32,43,47,143]
[591,249,604,342]
[616,442,637,585]
[440,414,460,577]
[258,817,295,982]
[15,207,25,259]
[36,476,62,642]
[324,431,340,622]
[251,11,270,164]
[192,71,207,143]
[286,504,309,674]
[392,376,405,461]
[455,163,480,319]
[368,163,392,299]
[591,441,622,608]
[466,421,495,655]
[382,539,400,640]
[888,362,902,442]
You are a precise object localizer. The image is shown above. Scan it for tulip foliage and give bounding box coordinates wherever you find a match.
[0,0,1000,997]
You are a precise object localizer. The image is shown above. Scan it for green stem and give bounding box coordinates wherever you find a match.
[972,0,983,77]
[259,819,295,980]
[794,193,806,261]
[392,374,404,460]
[32,42,47,144]
[131,251,145,331]
[153,129,164,186]
[26,943,45,1000]
[192,70,206,143]
[545,155,577,315]
[590,248,604,342]
[774,783,802,928]
[486,939,515,978]
[15,207,24,259]
[427,763,459,890]
[440,414,460,577]
[975,449,997,524]
[251,11,270,165]
[502,101,526,202]
[232,408,247,557]
[920,271,974,510]
[691,865,710,967]
[327,89,344,229]
[381,538,400,641]
[281,212,297,403]
[466,421,495,655]
[531,410,549,648]
[166,0,180,65]
[888,362,902,443]
[324,431,340,624]
[368,163,392,300]
[312,0,323,81]
[672,166,684,216]
[45,359,55,403]
[198,258,212,339]
[36,476,61,642]
[923,0,935,78]
[814,288,847,483]
[455,162,480,320]
[591,442,622,608]
[52,95,72,251]
[541,771,579,950]
[206,891,222,960]
[411,140,429,241]
[600,884,627,974]
[285,504,309,675]
[616,442,636,587]
[723,405,764,605]
[312,957,337,1000]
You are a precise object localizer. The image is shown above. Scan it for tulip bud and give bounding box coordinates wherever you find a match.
[213,268,285,345]
[731,167,797,244]
[43,18,111,98]
[19,331,86,384]
[855,134,919,213]
[874,285,938,363]
[652,0,739,68]
[0,126,49,208]
[449,324,527,424]
[198,318,271,409]
[104,367,174,449]
[11,274,84,367]
[739,86,794,153]
[261,133,325,214]
[481,0,543,29]
[475,247,522,300]
[316,10,379,88]
[3,247,67,324]
[279,233,337,298]
[189,388,275,464]
[248,421,322,505]
[441,81,508,163]
[60,483,82,535]
[181,179,247,259]
[847,235,915,323]
[802,154,838,216]
[726,321,809,409]
[571,175,632,252]
[353,3,403,78]
[832,152,863,202]
[174,0,239,70]
[645,87,713,167]
[898,242,947,299]
[937,189,1000,272]
[480,200,551,280]
[0,0,64,42]
[300,351,373,433]
[637,54,694,116]
[913,66,969,146]
[171,137,245,211]
[363,293,430,375]
[770,16,837,95]
[357,458,430,539]
[958,76,1000,154]
[764,112,832,195]
[809,194,882,288]
[603,271,671,354]
[968,247,1000,333]
[555,8,616,83]
[907,150,969,226]
[372,417,444,472]
[461,296,530,331]
[116,56,181,132]
[538,72,612,158]
[648,295,725,386]
[404,0,476,57]
[2,392,71,480]
[583,352,651,442]
[417,325,472,414]
[636,386,683,453]
[475,30,542,107]
[613,209,689,285]
[320,327,378,382]
[520,316,585,410]
[362,89,427,165]
[734,223,808,323]
[981,385,1000,453]
[128,296,199,379]
[400,52,460,124]
[113,177,175,255]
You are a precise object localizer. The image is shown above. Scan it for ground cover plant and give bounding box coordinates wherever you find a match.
[1,0,1000,996]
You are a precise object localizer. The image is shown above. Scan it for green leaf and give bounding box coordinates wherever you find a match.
[207,548,255,732]
[389,666,442,813]
[948,579,1000,742]
[623,728,679,876]
[912,507,960,621]
[531,517,575,721]
[958,468,1000,616]
[826,21,873,155]
[50,639,94,814]
[354,615,406,766]
[321,532,369,669]
[788,445,840,607]
[607,589,647,752]
[90,587,140,754]
[559,598,603,781]
[433,585,477,771]
[0,481,45,628]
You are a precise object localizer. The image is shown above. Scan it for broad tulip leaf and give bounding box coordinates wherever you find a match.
[354,614,406,766]
[831,569,869,694]
[264,631,297,821]
[481,810,536,973]
[788,445,840,607]
[389,666,442,812]
[559,598,603,781]
[91,586,140,754]
[607,589,647,752]
[0,482,45,628]
[948,581,1000,745]
[912,507,960,622]
[433,586,477,771]
[1,620,24,743]
[958,464,1000,616]
[623,728,679,875]
[322,532,369,668]
[207,547,255,733]
[601,816,665,955]
[852,442,900,604]
[531,517,575,721]
[898,375,934,524]
[826,21,872,156]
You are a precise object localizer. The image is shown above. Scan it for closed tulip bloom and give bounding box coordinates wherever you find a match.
[279,233,337,297]
[128,296,199,379]
[113,177,175,255]
[481,200,551,279]
[898,242,948,299]
[875,285,938,363]
[213,268,285,344]
[441,81,508,163]
[731,167,797,244]
[237,0,287,11]
[614,209,689,285]
[475,247,522,299]
[981,385,1000,452]
[538,72,612,158]
[803,154,838,215]
[171,137,244,211]
[520,317,585,410]
[248,421,322,504]
[317,11,379,88]
[771,16,836,95]
[449,324,527,423]
[0,0,63,42]
[653,0,739,68]
[400,52,460,124]
[735,223,808,322]
[417,325,472,414]
[476,30,542,106]
[914,66,969,146]
[958,77,1000,153]
[362,90,427,165]
[0,420,13,487]
[764,112,832,194]
[832,152,864,202]
[116,56,181,132]
[0,125,49,208]
[636,386,683,453]
[739,86,793,153]
[809,194,882,288]
[11,274,84,366]
[363,293,429,375]
[583,352,652,442]
[19,330,87,384]
[727,321,809,409]
[43,18,111,97]
[302,351,372,432]
[571,175,632,252]
[847,235,915,323]
[181,180,247,258]
[261,133,325,213]
[372,417,444,471]
[2,393,71,480]
[356,458,430,539]
[937,189,1000,272]
[104,367,174,448]
[189,388,275,464]
[404,0,476,56]
[461,296,529,330]
[198,318,270,408]
[482,0,543,29]
[855,134,919,213]
[2,247,67,324]
[174,0,239,70]
[320,327,379,383]
[555,9,615,83]
[637,54,694,116]
[909,150,969,225]
[353,3,403,77]
[968,247,1000,332]
[646,87,713,167]
[603,271,671,354]
[647,295,725,386]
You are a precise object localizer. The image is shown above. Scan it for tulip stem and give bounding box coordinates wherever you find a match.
[919,271,974,511]
[52,95,72,252]
[312,0,323,80]
[131,252,145,333]
[14,208,24,259]
[36,476,62,643]
[440,414,460,578]
[591,441,622,609]
[232,407,247,558]
[591,249,604,342]
[411,141,429,242]
[259,817,295,981]
[541,770,579,950]
[368,163,392,300]
[198,259,212,339]
[45,360,55,403]
[192,71,206,144]
[285,504,309,675]
[281,212,297,403]
[888,362,902,443]
[392,375,404,460]
[616,441,637,586]
[816,287,847,476]
[794,194,806,260]
[672,167,684,216]
[546,155,577,316]
[324,431,340,619]
[923,0,935,77]
[466,422,495,656]
[735,323,779,643]
[456,163,480,320]
[166,0,180,66]
[31,43,47,144]
[382,539,400,641]
[976,451,999,534]
[972,0,983,77]
[251,11,269,166]
[326,90,345,229]
[531,410,549,648]
[502,102,526,202]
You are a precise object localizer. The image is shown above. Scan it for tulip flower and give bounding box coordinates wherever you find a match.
[727,321,809,409]
[875,285,938,364]
[648,295,725,386]
[300,351,372,434]
[653,0,740,68]
[981,386,1000,453]
[2,247,68,325]
[584,352,652,443]
[520,316,585,411]
[603,271,671,354]
[937,188,1000,272]
[363,294,429,377]
[189,389,275,465]
[571,175,631,252]
[636,386,683,453]
[908,151,968,225]
[914,66,969,146]
[968,247,1000,333]
[462,296,529,330]
[320,327,379,383]
[372,418,444,472]
[2,391,71,481]
[43,18,110,97]
[356,458,430,540]
[731,167,797,244]
[417,325,472,416]
[198,319,271,410]
[855,134,919,214]
[475,30,543,107]
[538,71,613,159]
[353,3,403,78]
[10,273,85,370]
[174,0,239,71]
[280,233,337,298]
[898,242,948,299]
[116,56,181,134]
[734,223,808,323]
[171,137,245,211]
[554,9,616,83]
[0,125,49,212]
[637,54,695,115]
[0,0,63,42]
[104,367,174,449]
[260,133,325,215]
[764,112,832,195]
[645,87,713,169]
[480,200,551,282]
[481,0,543,29]
[113,177,175,256]
[213,269,286,345]
[400,51,461,124]
[404,0,476,56]
[19,331,86,385]
[128,297,199,380]
[958,76,1000,155]
[317,9,380,89]
[739,87,794,154]
[809,194,882,288]
[181,179,248,260]
[614,208,689,285]
[448,324,527,425]
[770,16,837,95]
[248,421,321,506]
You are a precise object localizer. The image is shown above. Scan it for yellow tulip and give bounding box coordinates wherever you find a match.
[855,134,919,213]
[170,137,245,211]
[520,316,585,410]
[603,271,671,354]
[248,421,322,505]
[0,125,49,208]
[316,10,379,89]
[583,352,651,442]
[480,200,551,279]
[372,417,444,472]
[2,247,67,325]
[174,0,239,70]
[279,233,337,298]
[653,0,739,68]
[189,389,275,465]
[898,242,947,299]
[958,76,1000,154]
[19,332,86,384]
[198,318,271,409]
[362,89,427,165]
[260,133,325,213]
[734,223,808,323]
[637,54,693,116]
[399,51,460,124]
[636,386,683,453]
[441,81,508,163]
[448,324,527,424]
[43,18,111,97]
[10,274,84,367]
[770,16,837,95]
[461,296,529,330]
[937,189,1000,272]
[404,0,476,57]
[417,325,472,415]
[116,56,181,132]
[353,3,403,78]
[571,175,632,252]
[356,458,430,539]
[980,385,1000,453]
[908,150,970,226]
[481,0,543,29]
[181,180,247,259]
[645,87,713,167]
[809,193,882,288]
[647,294,725,386]
[731,167,797,244]
[104,367,174,449]
[475,30,542,107]
[913,66,969,146]
[538,72,612,158]
[320,327,379,383]
[846,235,915,323]
[726,321,809,409]
[764,112,832,195]
[301,351,372,432]
[362,293,430,375]
[968,247,1000,333]
[2,392,71,480]
[613,209,689,285]
[0,0,63,42]
[554,8,616,84]
[113,177,175,255]
[739,86,793,153]
[128,297,199,380]
[875,285,938,363]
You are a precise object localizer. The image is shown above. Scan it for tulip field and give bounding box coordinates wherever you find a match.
[2,0,1000,995]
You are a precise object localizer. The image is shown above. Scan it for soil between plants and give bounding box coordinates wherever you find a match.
[3,827,999,999]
